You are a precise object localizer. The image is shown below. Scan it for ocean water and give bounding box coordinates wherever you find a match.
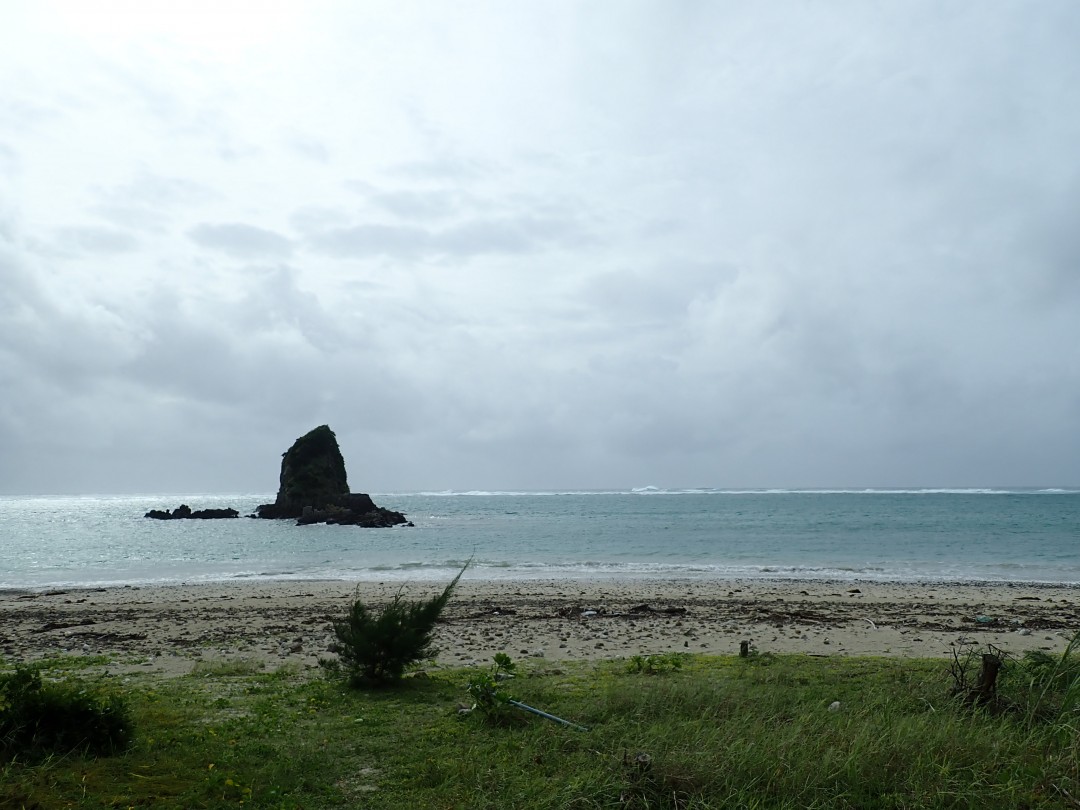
[1,489,1078,589]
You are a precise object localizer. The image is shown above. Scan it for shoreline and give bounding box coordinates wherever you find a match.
[3,578,1078,677]
[5,572,1080,594]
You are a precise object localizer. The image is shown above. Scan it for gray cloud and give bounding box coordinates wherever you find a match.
[580,261,738,329]
[0,96,65,135]
[98,171,220,210]
[307,223,430,259]
[35,225,140,256]
[287,133,331,163]
[308,214,594,260]
[1,2,1079,493]
[288,205,353,235]
[189,223,294,258]
[345,181,463,221]
[388,158,491,182]
[91,171,221,233]
[0,141,16,177]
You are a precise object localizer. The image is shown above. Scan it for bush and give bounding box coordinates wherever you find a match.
[0,665,133,758]
[327,564,467,686]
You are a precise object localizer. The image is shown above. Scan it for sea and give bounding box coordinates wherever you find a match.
[1,489,1078,589]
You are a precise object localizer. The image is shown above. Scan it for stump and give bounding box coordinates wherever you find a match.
[972,652,1002,704]
[967,653,1002,705]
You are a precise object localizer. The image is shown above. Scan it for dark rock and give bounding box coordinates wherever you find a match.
[254,425,408,527]
[190,508,239,519]
[145,505,239,520]
[260,425,349,517]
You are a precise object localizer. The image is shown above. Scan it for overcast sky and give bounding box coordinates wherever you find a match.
[1,1,1078,495]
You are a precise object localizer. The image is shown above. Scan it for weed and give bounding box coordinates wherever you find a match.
[191,658,266,678]
[6,652,1080,808]
[626,652,687,675]
[1019,631,1080,727]
[0,664,133,759]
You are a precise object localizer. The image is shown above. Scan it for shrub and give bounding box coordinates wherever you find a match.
[327,564,467,686]
[0,665,133,758]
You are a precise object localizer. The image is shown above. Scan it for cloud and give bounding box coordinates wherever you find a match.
[91,171,221,233]
[0,96,65,135]
[0,141,16,177]
[0,245,427,491]
[345,181,462,221]
[307,223,430,259]
[388,157,491,182]
[286,133,330,163]
[189,223,294,258]
[288,205,353,235]
[30,225,140,257]
[1,2,1079,492]
[308,214,595,261]
[577,261,738,340]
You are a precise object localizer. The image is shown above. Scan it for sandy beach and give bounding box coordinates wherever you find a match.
[2,578,1077,677]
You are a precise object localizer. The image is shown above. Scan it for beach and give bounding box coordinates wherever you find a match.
[3,578,1078,677]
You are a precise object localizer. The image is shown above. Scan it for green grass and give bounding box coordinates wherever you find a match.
[2,653,1078,808]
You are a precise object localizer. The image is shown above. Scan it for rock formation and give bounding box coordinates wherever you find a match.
[145,505,239,520]
[254,425,408,527]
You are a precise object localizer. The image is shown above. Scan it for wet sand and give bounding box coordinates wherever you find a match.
[2,579,1077,676]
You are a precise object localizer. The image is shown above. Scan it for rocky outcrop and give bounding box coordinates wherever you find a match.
[145,505,239,520]
[254,425,408,527]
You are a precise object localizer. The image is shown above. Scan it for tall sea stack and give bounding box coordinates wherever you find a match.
[255,425,408,527]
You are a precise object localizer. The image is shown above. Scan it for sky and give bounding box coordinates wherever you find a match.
[1,1,1079,495]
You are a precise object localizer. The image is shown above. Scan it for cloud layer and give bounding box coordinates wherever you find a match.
[1,1,1078,493]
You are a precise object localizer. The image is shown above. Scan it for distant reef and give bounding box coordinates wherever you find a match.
[145,505,239,520]
[254,425,409,528]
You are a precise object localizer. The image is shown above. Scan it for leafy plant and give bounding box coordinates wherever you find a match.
[626,652,687,675]
[326,563,467,686]
[465,653,517,721]
[0,664,132,758]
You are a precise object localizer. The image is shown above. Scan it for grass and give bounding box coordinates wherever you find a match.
[2,653,1078,808]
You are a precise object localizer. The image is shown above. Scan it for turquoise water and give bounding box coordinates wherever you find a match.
[1,489,1078,588]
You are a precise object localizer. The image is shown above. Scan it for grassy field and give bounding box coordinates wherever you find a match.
[3,650,1079,809]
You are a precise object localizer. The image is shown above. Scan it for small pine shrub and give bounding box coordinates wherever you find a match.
[327,564,467,686]
[0,665,133,758]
